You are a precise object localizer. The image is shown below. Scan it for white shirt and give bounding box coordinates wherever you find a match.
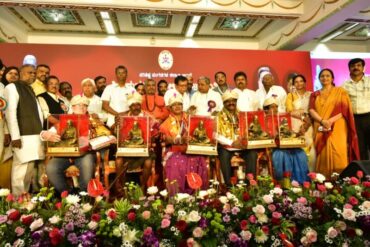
[101,82,134,127]
[342,75,370,114]
[84,94,107,122]
[164,88,190,111]
[189,90,223,116]
[4,83,44,163]
[231,88,242,97]
[237,88,259,112]
[256,85,287,112]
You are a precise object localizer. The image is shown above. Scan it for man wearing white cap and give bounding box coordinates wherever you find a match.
[189,76,223,116]
[81,78,107,122]
[4,64,44,196]
[45,95,96,194]
[256,71,287,112]
[217,90,257,187]
[114,92,156,196]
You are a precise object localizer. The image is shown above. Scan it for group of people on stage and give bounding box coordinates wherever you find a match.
[0,56,368,198]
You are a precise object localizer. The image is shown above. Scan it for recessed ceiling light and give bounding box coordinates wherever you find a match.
[321,31,343,43]
[100,11,110,20]
[103,20,115,34]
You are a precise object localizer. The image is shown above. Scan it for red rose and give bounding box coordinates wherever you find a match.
[271,217,281,225]
[6,194,14,202]
[303,181,310,189]
[363,181,370,188]
[242,192,250,201]
[346,228,356,238]
[49,228,62,246]
[210,199,222,209]
[317,184,326,192]
[230,177,237,186]
[128,212,136,222]
[308,172,316,180]
[356,170,364,179]
[21,215,33,225]
[315,197,324,211]
[107,209,117,220]
[55,202,62,210]
[261,225,269,234]
[348,196,359,206]
[91,213,101,222]
[175,220,187,233]
[350,177,359,185]
[362,191,370,199]
[8,210,21,221]
[240,220,248,230]
[61,191,68,198]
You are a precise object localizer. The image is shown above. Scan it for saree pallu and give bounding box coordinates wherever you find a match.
[309,87,359,178]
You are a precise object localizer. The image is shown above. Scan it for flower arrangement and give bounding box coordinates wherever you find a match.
[0,172,369,247]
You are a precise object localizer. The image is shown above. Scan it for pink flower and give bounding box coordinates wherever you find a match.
[165,204,175,215]
[15,226,25,237]
[192,227,203,238]
[229,232,239,242]
[231,207,240,215]
[272,212,282,219]
[356,170,363,179]
[350,177,359,185]
[240,230,252,241]
[268,204,276,212]
[363,181,370,188]
[143,227,153,236]
[187,238,195,247]
[303,181,311,189]
[249,215,257,224]
[142,211,151,220]
[161,218,171,228]
[252,205,265,214]
[246,173,254,180]
[291,180,299,187]
[308,172,316,180]
[30,218,44,231]
[327,227,338,238]
[317,184,326,192]
[0,215,8,224]
[250,180,257,186]
[262,195,273,204]
[297,197,307,205]
[306,229,317,243]
[344,203,353,209]
[342,208,356,221]
[348,196,358,206]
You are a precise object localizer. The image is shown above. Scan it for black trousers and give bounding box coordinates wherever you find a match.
[354,113,370,160]
[217,146,257,187]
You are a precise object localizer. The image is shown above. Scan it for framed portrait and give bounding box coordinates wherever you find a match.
[277,113,305,148]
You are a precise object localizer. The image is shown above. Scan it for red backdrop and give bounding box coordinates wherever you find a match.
[0,43,312,93]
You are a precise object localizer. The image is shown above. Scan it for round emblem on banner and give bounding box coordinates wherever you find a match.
[158,50,173,71]
[0,97,8,111]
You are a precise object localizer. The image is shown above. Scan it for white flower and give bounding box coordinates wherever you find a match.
[96,196,103,202]
[82,203,92,212]
[226,192,236,200]
[187,211,201,222]
[291,187,302,194]
[147,186,159,195]
[38,196,46,202]
[79,191,88,196]
[0,189,10,197]
[112,227,121,237]
[240,230,252,241]
[160,189,168,197]
[257,214,268,223]
[252,205,265,215]
[123,229,139,243]
[272,187,283,196]
[262,195,273,204]
[65,194,81,204]
[342,208,356,221]
[255,229,268,243]
[355,228,363,236]
[176,193,190,201]
[315,173,326,183]
[30,218,44,231]
[198,190,208,199]
[219,196,229,204]
[88,221,98,230]
[133,204,141,210]
[31,197,38,204]
[324,182,333,190]
[207,188,216,195]
[361,201,370,211]
[178,210,187,217]
[49,215,61,224]
[335,221,347,231]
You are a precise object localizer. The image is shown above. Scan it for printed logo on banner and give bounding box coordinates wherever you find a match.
[158,50,174,71]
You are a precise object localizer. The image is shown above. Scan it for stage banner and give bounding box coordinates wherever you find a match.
[0,43,312,92]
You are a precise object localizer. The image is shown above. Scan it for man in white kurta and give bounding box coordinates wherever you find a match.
[256,71,287,112]
[101,65,134,127]
[4,65,45,196]
[81,78,107,122]
[164,75,190,111]
[233,72,259,112]
[189,76,223,116]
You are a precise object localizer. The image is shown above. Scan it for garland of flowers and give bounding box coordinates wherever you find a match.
[0,172,369,246]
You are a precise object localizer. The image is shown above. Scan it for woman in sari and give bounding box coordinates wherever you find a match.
[286,74,315,171]
[309,69,359,178]
[160,94,208,195]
